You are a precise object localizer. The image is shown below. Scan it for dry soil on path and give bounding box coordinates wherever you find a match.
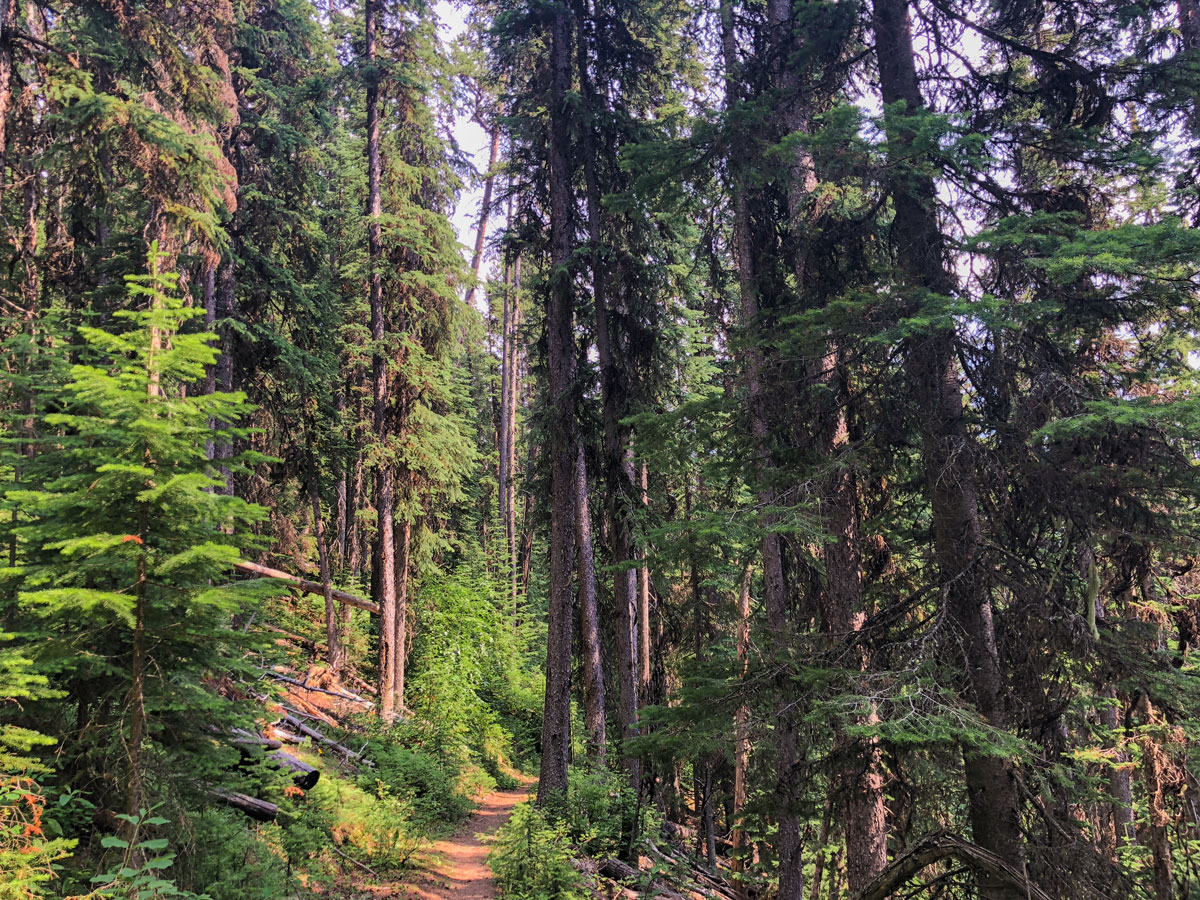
[398,782,532,900]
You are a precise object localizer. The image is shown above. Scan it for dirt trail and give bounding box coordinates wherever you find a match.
[400,782,532,900]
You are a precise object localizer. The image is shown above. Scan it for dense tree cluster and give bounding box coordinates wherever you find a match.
[4,0,1200,898]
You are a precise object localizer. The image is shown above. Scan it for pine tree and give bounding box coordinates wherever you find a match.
[2,248,268,828]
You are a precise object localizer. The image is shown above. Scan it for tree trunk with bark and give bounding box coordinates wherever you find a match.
[393,517,410,709]
[365,0,397,724]
[309,476,343,673]
[576,444,607,764]
[870,1,1025,895]
[576,18,640,787]
[722,3,802,893]
[536,2,578,805]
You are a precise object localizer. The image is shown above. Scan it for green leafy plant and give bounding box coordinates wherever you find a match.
[487,802,587,900]
[86,811,210,900]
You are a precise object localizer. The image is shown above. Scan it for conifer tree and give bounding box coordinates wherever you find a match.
[2,249,266,829]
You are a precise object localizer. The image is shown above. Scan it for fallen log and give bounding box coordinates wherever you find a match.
[262,623,324,653]
[233,560,380,615]
[280,715,375,767]
[266,671,372,705]
[597,858,690,900]
[230,728,283,751]
[268,750,320,789]
[269,726,306,745]
[645,841,741,900]
[282,693,341,728]
[211,789,278,822]
[855,831,1055,900]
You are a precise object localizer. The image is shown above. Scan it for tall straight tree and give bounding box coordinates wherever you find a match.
[535,0,578,804]
[364,0,398,721]
[870,0,1025,893]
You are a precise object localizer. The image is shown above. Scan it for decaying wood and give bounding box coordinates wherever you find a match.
[281,693,340,727]
[262,623,324,653]
[645,841,740,900]
[267,750,320,789]
[229,728,283,751]
[596,857,690,900]
[211,788,279,822]
[233,559,380,615]
[854,831,1054,900]
[279,714,375,767]
[265,671,372,705]
[270,726,305,745]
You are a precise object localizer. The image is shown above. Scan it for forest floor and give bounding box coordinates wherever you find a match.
[396,778,534,900]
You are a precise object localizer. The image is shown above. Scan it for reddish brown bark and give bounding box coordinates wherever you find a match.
[536,2,578,805]
[309,477,344,673]
[365,0,397,724]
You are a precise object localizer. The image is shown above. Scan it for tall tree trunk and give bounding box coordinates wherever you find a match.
[214,254,236,494]
[347,394,366,579]
[365,0,397,724]
[722,2,802,893]
[639,461,651,698]
[576,444,607,764]
[309,476,343,673]
[0,0,16,188]
[499,258,511,559]
[871,0,1024,894]
[578,19,639,786]
[1101,688,1136,851]
[506,260,522,612]
[335,391,348,567]
[731,569,752,887]
[393,516,410,708]
[768,0,889,882]
[465,122,502,311]
[536,2,578,805]
[203,264,218,460]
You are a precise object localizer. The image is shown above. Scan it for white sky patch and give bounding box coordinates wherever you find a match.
[438,1,495,312]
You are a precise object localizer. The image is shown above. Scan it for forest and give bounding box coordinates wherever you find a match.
[3,0,1200,898]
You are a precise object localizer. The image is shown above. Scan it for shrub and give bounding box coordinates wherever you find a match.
[561,768,638,858]
[487,803,587,900]
[365,733,473,826]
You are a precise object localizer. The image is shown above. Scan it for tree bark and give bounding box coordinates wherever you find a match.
[506,259,522,611]
[393,517,410,709]
[639,461,651,698]
[576,443,607,764]
[233,559,379,614]
[870,1,1024,895]
[0,0,16,188]
[731,568,752,888]
[854,831,1054,900]
[308,476,343,673]
[536,1,578,805]
[365,0,397,724]
[722,2,802,893]
[577,19,640,786]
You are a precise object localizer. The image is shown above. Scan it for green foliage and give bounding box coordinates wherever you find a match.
[487,803,587,900]
[88,811,210,900]
[177,808,288,900]
[556,769,639,860]
[362,730,474,827]
[407,572,541,775]
[0,253,278,894]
